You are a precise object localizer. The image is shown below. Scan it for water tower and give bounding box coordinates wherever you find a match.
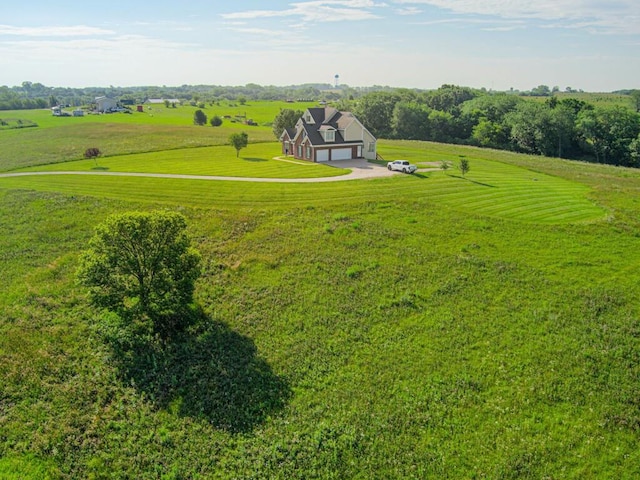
[334,74,340,88]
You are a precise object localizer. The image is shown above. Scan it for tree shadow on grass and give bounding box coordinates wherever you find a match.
[411,172,431,179]
[447,174,495,188]
[114,313,291,433]
[241,157,268,162]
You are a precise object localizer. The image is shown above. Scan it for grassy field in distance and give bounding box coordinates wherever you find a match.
[0,100,312,171]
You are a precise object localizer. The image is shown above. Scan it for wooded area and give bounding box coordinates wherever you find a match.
[351,86,640,167]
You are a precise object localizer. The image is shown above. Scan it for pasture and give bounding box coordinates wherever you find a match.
[0,100,312,171]
[0,103,639,479]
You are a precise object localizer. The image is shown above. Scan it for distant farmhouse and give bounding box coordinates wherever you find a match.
[95,96,118,113]
[280,107,376,162]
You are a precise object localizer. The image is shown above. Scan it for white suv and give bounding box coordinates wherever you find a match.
[387,160,417,174]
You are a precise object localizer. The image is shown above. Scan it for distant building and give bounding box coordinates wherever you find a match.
[95,96,118,113]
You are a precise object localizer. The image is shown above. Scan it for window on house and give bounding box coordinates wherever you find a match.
[368,142,376,152]
[306,146,311,159]
[325,130,335,142]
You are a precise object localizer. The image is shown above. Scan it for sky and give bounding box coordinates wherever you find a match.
[1,0,638,91]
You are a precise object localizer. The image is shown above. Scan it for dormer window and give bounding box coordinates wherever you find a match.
[319,125,336,143]
[325,130,335,142]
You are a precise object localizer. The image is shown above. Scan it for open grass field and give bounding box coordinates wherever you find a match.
[0,100,313,171]
[1,105,640,478]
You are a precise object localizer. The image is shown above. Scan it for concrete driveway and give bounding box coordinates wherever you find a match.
[323,159,398,180]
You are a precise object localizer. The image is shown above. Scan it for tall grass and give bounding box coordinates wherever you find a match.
[1,111,639,478]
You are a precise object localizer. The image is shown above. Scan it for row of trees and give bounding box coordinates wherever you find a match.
[351,86,640,167]
[1,81,381,111]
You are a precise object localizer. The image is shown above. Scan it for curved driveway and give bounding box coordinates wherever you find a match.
[0,159,401,183]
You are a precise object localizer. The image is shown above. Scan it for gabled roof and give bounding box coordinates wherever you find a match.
[296,107,367,147]
[281,127,297,141]
[281,107,375,149]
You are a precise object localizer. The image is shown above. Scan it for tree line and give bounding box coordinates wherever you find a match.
[0,81,385,111]
[350,86,640,167]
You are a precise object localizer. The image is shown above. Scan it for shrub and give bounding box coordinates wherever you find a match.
[194,109,207,126]
[459,158,470,177]
[84,147,102,159]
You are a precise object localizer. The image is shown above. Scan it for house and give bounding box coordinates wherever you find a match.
[280,107,376,162]
[95,96,118,113]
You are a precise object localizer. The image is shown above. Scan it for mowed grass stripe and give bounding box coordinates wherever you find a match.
[0,164,606,223]
[420,160,605,222]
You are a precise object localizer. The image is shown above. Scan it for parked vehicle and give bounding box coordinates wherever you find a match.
[387,160,417,173]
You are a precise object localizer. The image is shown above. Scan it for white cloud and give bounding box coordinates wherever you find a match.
[228,27,290,36]
[0,24,115,37]
[481,25,523,32]
[221,0,383,23]
[392,0,640,34]
[396,7,422,15]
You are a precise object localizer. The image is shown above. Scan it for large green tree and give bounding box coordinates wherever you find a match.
[353,91,401,138]
[577,106,640,165]
[272,108,302,138]
[505,102,561,156]
[630,90,640,113]
[77,211,202,340]
[424,84,478,113]
[629,133,640,167]
[391,102,430,140]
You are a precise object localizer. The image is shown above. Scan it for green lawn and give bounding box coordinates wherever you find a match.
[17,143,347,179]
[3,147,606,223]
[1,112,639,479]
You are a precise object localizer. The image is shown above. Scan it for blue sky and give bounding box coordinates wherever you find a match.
[1,0,638,91]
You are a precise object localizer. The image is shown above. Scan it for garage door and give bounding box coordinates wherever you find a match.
[316,149,329,162]
[331,148,353,161]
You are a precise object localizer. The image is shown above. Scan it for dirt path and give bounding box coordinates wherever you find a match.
[0,160,405,183]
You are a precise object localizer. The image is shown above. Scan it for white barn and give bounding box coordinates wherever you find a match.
[95,96,118,113]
